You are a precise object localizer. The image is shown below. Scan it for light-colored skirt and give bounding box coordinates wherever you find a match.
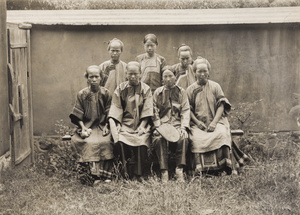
[118,128,151,148]
[190,122,231,153]
[71,125,114,162]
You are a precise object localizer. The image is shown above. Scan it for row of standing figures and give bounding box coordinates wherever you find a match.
[69,34,250,185]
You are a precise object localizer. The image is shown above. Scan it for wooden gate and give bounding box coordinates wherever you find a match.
[7,23,33,166]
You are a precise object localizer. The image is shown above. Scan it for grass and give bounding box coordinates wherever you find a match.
[6,0,300,10]
[0,132,299,215]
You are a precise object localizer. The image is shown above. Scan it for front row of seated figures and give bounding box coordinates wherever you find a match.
[70,58,248,184]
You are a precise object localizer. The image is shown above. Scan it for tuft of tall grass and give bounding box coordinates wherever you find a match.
[6,0,300,10]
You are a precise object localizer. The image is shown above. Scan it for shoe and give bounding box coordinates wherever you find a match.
[93,180,101,186]
[132,175,144,183]
[195,164,202,176]
[175,167,184,182]
[161,170,168,183]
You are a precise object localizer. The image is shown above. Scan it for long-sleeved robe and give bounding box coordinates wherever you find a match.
[186,80,232,153]
[136,53,166,94]
[186,80,233,173]
[108,81,153,147]
[69,86,114,179]
[99,60,127,96]
[168,63,196,90]
[152,85,190,170]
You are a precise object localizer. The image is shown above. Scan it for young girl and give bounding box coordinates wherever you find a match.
[135,34,166,94]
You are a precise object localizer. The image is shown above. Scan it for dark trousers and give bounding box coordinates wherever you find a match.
[114,141,147,178]
[153,136,188,170]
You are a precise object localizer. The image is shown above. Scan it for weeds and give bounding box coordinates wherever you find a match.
[6,0,300,10]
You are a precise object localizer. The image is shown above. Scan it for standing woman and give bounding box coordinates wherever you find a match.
[167,44,196,90]
[136,33,166,94]
[99,38,127,96]
[186,57,233,175]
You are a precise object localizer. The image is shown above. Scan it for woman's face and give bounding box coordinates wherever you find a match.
[195,63,209,85]
[126,65,140,86]
[179,51,192,68]
[163,70,176,89]
[109,41,122,62]
[144,40,157,57]
[87,69,101,91]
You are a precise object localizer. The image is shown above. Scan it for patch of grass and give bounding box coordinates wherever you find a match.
[6,0,300,10]
[1,132,299,214]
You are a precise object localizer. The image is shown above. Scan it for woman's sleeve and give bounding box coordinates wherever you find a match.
[140,86,154,120]
[152,90,161,127]
[186,86,195,113]
[160,57,167,71]
[104,89,112,119]
[180,89,191,130]
[69,92,85,126]
[215,83,231,115]
[108,87,123,124]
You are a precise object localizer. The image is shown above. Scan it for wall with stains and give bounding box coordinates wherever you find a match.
[30,24,300,135]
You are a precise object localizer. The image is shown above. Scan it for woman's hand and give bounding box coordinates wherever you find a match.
[197,120,207,131]
[81,127,92,138]
[137,125,147,136]
[179,127,188,139]
[116,123,121,132]
[207,122,217,132]
[153,129,160,136]
[105,64,116,73]
[102,124,110,136]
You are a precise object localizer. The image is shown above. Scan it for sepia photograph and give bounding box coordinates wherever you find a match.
[1,0,300,214]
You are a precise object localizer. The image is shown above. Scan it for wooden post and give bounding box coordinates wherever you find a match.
[0,0,9,157]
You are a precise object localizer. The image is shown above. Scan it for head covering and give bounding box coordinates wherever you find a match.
[107,38,124,52]
[143,33,158,45]
[193,56,211,72]
[177,44,193,57]
[126,61,141,73]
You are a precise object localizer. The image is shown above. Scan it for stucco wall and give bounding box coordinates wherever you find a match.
[0,0,9,155]
[30,24,300,135]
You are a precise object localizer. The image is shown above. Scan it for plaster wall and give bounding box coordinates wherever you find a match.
[30,24,300,135]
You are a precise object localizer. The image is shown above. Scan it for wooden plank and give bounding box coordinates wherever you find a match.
[6,7,300,26]
[27,29,34,163]
[12,48,22,166]
[7,25,32,167]
[10,42,27,49]
[15,148,31,165]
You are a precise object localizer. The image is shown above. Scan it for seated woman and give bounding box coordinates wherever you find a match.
[69,65,114,185]
[99,38,127,96]
[166,44,196,90]
[136,33,166,94]
[108,61,153,180]
[152,70,190,182]
[186,57,233,175]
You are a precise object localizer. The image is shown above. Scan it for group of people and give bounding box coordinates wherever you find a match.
[69,34,247,185]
